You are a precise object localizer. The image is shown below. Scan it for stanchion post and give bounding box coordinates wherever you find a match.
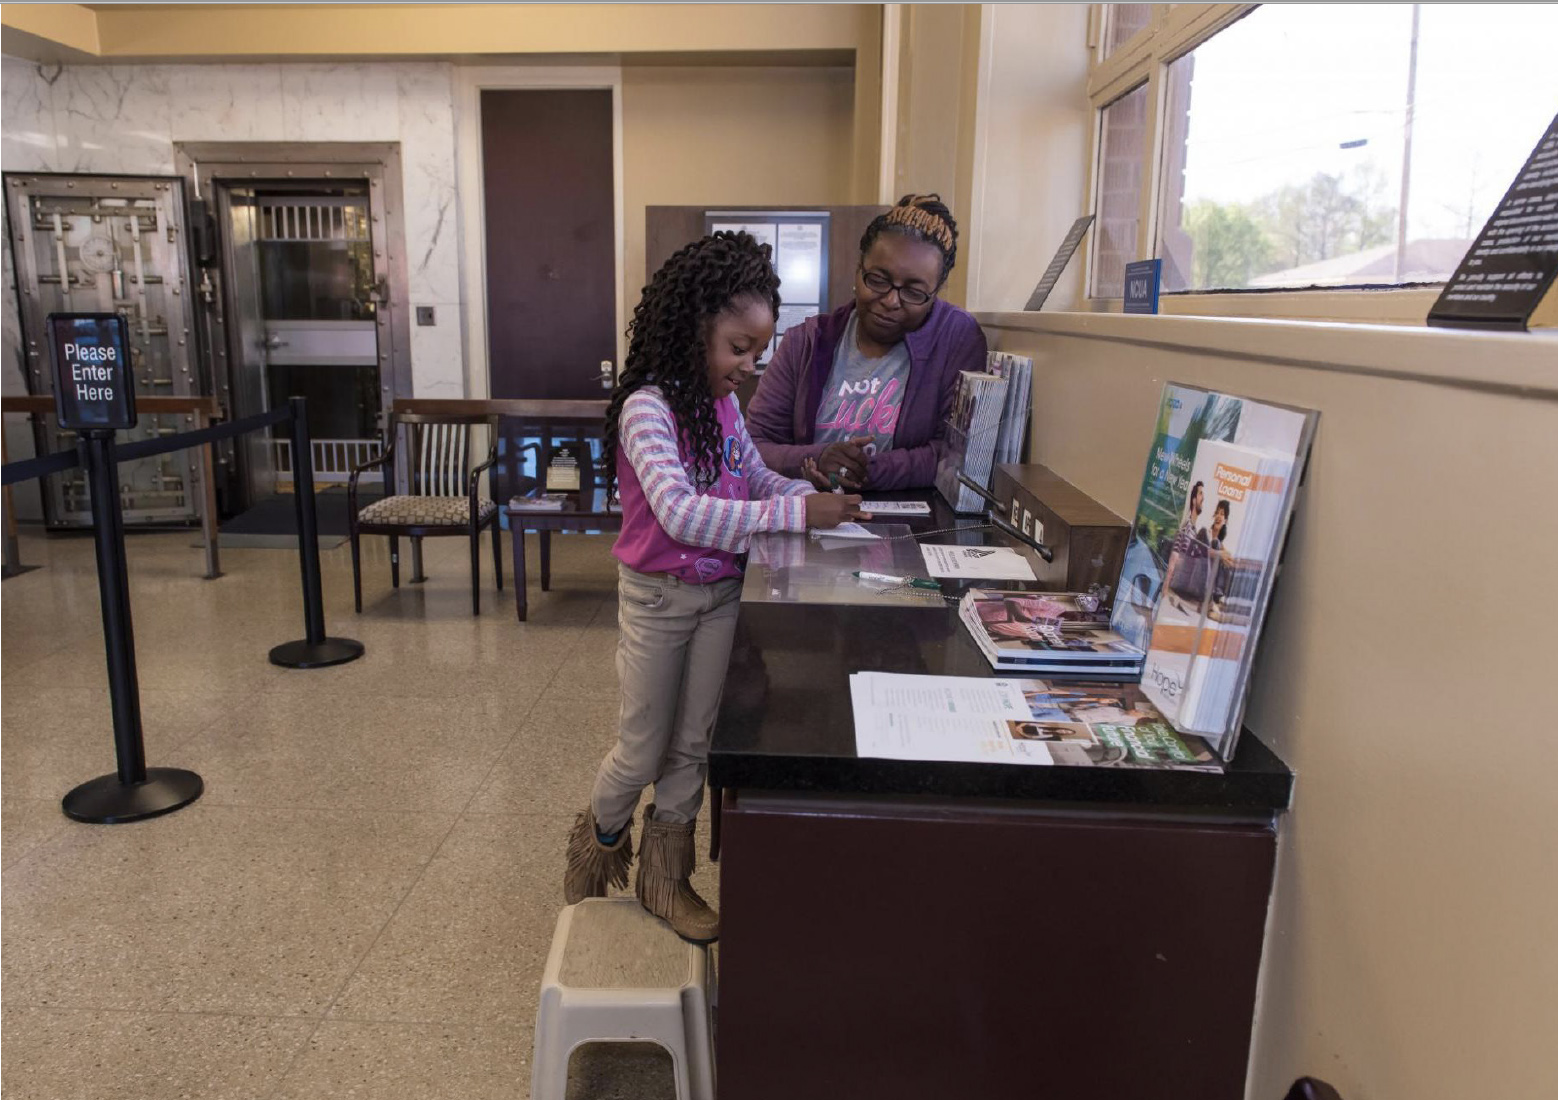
[195,406,221,580]
[2,419,38,579]
[62,430,204,824]
[290,396,327,645]
[268,397,364,669]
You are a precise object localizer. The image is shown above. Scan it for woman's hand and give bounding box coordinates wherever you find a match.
[814,436,874,490]
[805,492,871,529]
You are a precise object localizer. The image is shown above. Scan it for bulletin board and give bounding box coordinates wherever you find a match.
[645,204,889,373]
[705,211,829,366]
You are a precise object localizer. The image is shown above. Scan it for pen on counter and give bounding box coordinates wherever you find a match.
[853,570,940,590]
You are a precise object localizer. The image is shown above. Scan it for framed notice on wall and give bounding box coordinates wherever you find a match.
[707,211,830,366]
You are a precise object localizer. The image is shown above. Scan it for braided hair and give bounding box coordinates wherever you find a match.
[859,193,960,285]
[605,231,781,493]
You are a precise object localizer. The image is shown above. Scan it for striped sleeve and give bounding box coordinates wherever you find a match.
[620,390,810,552]
[732,398,815,502]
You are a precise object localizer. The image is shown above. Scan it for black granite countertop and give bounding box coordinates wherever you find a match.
[710,494,1294,813]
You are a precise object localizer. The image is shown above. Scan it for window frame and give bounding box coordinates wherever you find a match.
[1080,2,1444,323]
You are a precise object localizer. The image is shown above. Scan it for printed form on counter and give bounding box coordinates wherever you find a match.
[919,543,1037,581]
[850,672,1053,764]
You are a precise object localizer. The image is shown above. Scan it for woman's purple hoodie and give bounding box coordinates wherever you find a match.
[745,299,988,490]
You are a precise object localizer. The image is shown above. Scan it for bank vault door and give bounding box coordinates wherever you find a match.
[215,184,383,512]
[4,173,204,528]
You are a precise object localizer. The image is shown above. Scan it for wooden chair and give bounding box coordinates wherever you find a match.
[347,409,502,615]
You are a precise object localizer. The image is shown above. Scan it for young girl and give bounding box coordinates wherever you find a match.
[564,231,866,943]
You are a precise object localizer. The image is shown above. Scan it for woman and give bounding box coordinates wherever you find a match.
[1163,480,1211,608]
[746,194,989,491]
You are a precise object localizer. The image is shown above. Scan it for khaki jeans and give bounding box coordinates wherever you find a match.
[591,563,743,833]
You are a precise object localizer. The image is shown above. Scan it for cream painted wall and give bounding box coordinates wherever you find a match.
[621,65,855,304]
[966,3,1090,312]
[980,311,1558,1100]
[4,3,877,62]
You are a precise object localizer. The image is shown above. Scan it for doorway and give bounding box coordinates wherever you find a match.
[218,182,383,511]
[480,88,618,400]
[179,143,412,529]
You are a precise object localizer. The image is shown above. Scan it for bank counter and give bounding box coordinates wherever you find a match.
[709,494,1293,1100]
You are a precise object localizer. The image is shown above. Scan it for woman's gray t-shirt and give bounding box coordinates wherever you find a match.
[811,312,911,454]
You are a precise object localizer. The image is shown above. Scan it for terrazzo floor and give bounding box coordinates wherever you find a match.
[2,525,711,1099]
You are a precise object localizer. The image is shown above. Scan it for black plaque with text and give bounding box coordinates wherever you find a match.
[1428,114,1558,331]
[47,313,136,431]
[1025,214,1095,311]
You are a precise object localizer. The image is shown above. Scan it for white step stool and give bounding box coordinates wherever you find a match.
[531,898,716,1100]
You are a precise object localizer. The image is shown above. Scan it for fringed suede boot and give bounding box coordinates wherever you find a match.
[635,803,718,944]
[563,807,634,905]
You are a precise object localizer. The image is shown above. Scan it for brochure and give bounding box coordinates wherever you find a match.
[1110,383,1317,760]
[933,370,1009,513]
[1141,439,1293,734]
[850,671,1221,771]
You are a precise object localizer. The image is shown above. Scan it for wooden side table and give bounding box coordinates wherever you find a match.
[507,492,622,621]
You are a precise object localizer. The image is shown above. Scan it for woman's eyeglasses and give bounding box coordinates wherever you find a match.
[859,267,935,307]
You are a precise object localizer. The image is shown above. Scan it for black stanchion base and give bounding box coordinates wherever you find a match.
[2,564,42,580]
[269,637,365,669]
[62,767,204,824]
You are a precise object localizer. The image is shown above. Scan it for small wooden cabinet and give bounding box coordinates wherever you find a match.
[718,790,1278,1100]
[990,463,1130,595]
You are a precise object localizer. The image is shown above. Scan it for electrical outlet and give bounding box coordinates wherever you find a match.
[415,306,435,326]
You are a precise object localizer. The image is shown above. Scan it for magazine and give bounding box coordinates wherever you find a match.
[849,671,1221,771]
[959,590,1143,678]
[987,351,1034,466]
[933,370,1009,513]
[1110,383,1317,759]
[509,493,570,512]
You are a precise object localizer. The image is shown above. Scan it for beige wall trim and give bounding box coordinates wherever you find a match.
[877,3,902,205]
[962,4,997,309]
[0,4,99,61]
[978,311,1558,402]
[455,65,627,402]
[42,4,871,62]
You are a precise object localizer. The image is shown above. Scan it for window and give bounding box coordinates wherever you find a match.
[1088,3,1558,301]
[1103,4,1154,59]
[1091,84,1150,298]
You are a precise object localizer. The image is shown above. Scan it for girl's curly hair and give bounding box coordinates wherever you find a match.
[605,231,781,492]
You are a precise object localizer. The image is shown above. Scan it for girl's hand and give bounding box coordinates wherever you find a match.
[805,492,870,529]
[800,457,834,491]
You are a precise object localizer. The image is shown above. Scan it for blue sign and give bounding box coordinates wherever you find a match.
[47,313,136,431]
[1123,259,1162,315]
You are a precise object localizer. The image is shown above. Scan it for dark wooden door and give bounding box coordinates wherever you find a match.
[481,89,616,400]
